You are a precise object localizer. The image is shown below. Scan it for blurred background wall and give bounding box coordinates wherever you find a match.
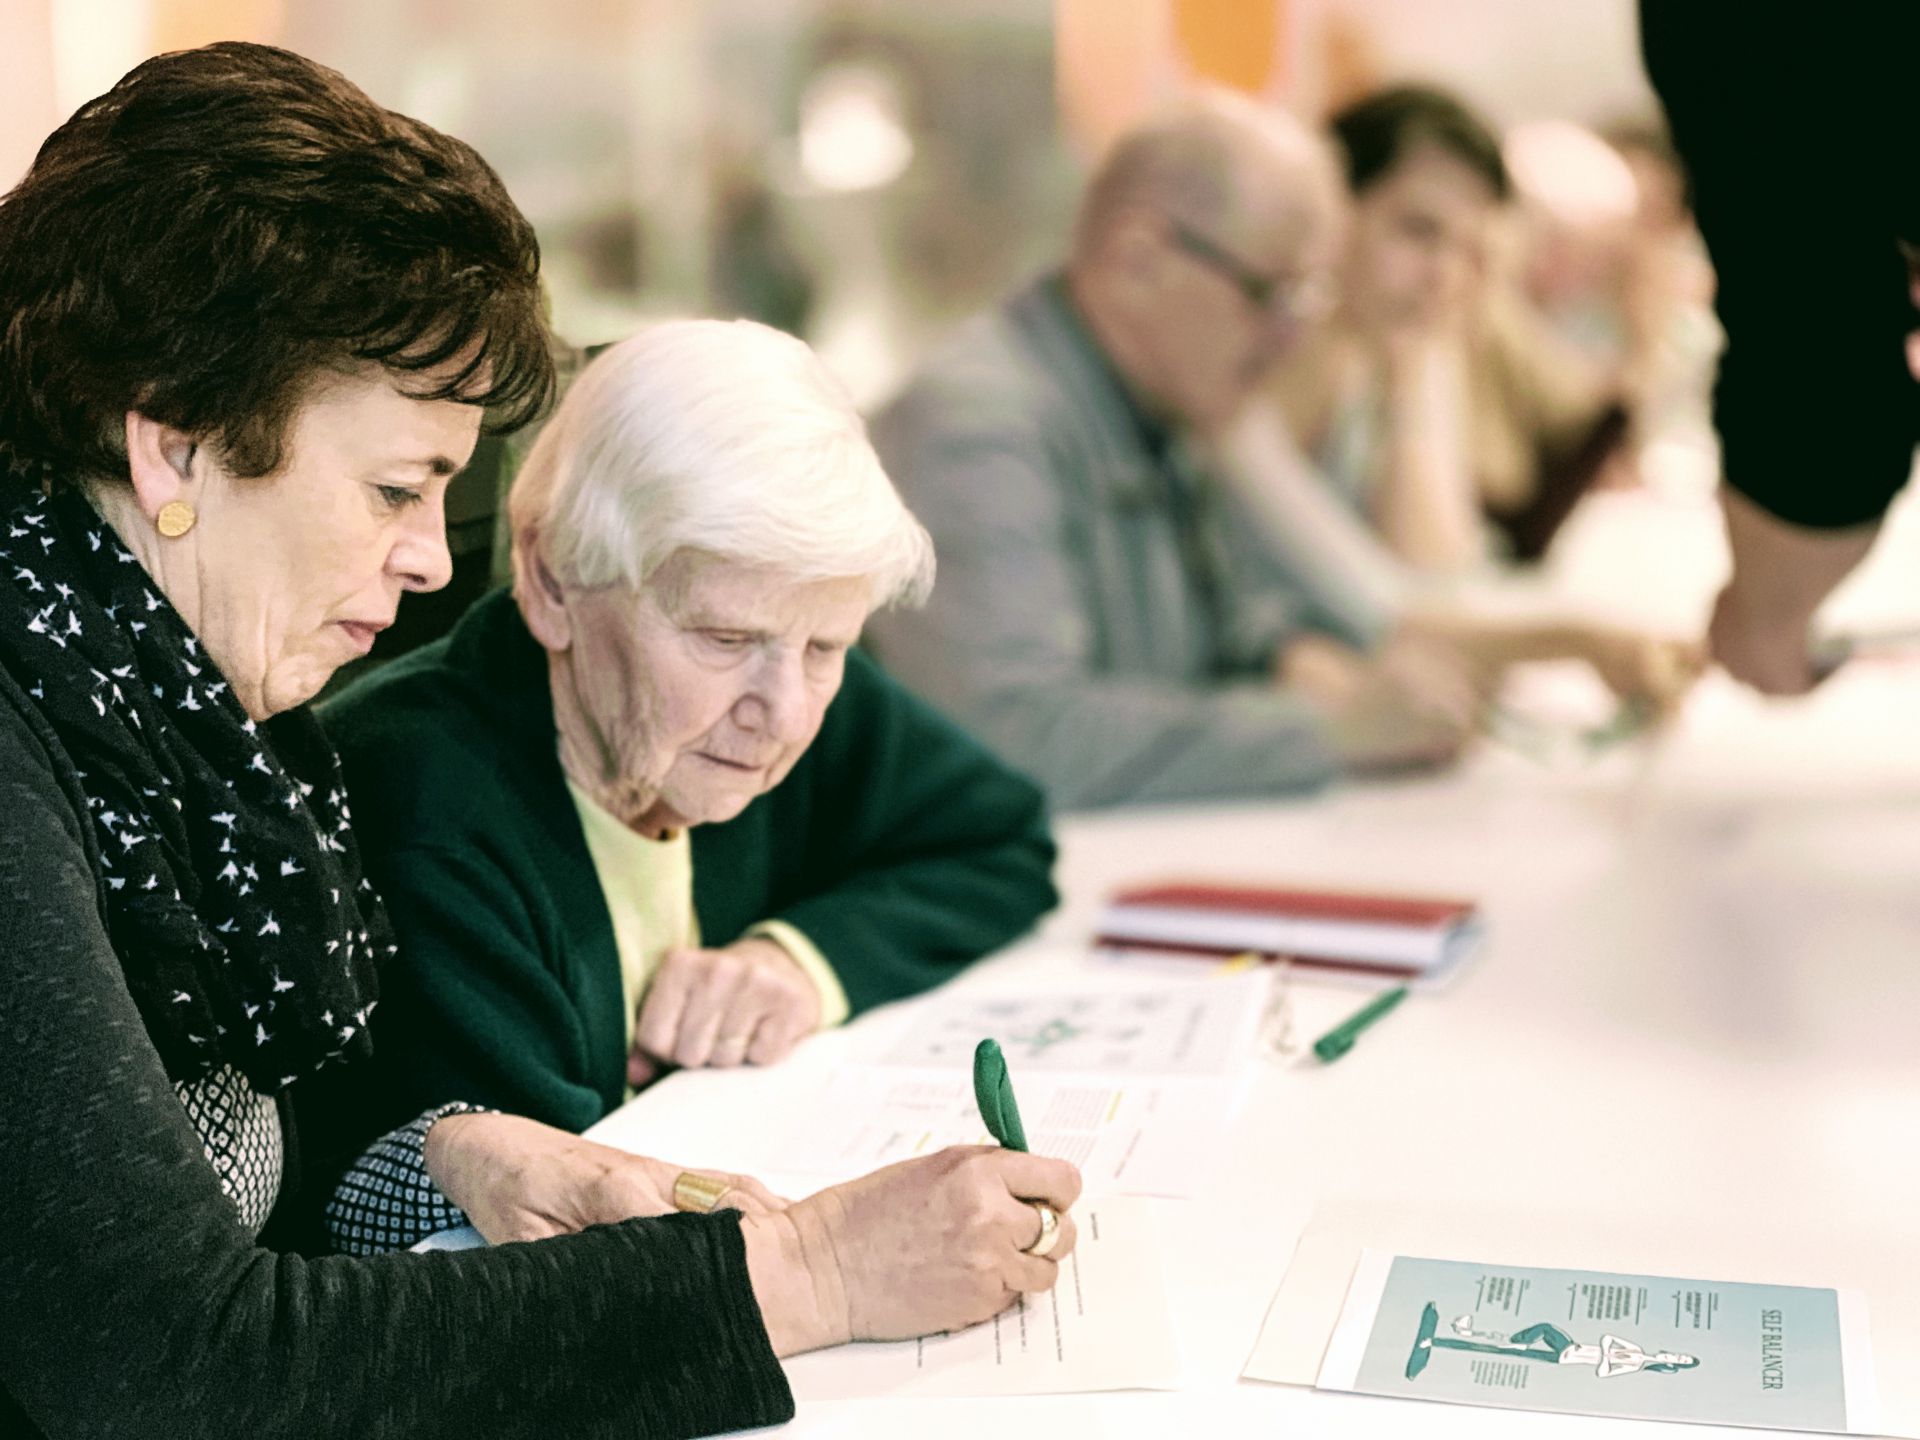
[4,0,1690,672]
[5,0,1664,406]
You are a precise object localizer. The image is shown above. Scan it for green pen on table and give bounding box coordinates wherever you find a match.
[1312,985,1409,1063]
[973,1038,1028,1151]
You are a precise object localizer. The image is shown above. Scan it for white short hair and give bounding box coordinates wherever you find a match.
[510,318,934,607]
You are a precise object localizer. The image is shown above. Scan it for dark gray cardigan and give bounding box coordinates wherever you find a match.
[0,662,793,1439]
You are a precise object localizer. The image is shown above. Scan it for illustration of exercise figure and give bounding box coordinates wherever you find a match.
[1406,1303,1701,1380]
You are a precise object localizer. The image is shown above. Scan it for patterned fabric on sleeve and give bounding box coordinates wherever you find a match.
[173,1063,284,1233]
[325,1102,488,1254]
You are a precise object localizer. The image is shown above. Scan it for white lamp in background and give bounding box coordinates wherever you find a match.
[796,60,914,195]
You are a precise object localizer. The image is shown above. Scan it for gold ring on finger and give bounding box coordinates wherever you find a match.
[672,1172,732,1214]
[1021,1200,1061,1258]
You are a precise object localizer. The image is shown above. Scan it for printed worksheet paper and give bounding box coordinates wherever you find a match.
[782,1196,1182,1400]
[768,970,1272,1197]
[877,970,1272,1077]
[772,1066,1224,1196]
[1302,1251,1878,1433]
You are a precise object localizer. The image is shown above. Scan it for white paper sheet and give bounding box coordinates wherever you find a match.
[410,1223,484,1252]
[1308,1249,1879,1434]
[783,1196,1182,1399]
[769,1067,1228,1196]
[1239,1196,1910,1438]
[751,971,1270,1199]
[877,970,1272,1076]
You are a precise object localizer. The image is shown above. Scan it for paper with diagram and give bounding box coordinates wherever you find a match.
[767,971,1272,1197]
[879,971,1269,1076]
[783,1196,1182,1399]
[1307,1251,1878,1433]
[771,1065,1223,1195]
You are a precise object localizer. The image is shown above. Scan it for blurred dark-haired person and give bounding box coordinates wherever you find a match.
[1642,3,1920,694]
[0,42,1079,1440]
[1268,83,1637,569]
[867,92,1696,811]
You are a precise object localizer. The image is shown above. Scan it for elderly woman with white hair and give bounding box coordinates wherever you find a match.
[316,319,1058,1202]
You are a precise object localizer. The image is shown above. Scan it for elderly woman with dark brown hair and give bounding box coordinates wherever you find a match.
[0,43,1077,1440]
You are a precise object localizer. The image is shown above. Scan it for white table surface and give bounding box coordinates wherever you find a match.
[590,483,1920,1439]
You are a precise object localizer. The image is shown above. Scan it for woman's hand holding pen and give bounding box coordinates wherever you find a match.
[741,1146,1082,1357]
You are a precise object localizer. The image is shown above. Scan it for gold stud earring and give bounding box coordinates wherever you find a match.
[156,501,197,539]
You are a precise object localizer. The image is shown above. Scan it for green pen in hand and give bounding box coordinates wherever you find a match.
[1312,985,1409,1063]
[973,1038,1028,1150]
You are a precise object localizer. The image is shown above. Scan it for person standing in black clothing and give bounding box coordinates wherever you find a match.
[1642,2,1920,694]
[0,42,1079,1440]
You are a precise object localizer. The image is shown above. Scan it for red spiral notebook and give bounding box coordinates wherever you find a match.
[1095,882,1484,986]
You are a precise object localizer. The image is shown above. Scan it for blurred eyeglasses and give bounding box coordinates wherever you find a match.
[1167,219,1334,323]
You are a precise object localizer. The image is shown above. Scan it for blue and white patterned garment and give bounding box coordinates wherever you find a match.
[324,1101,484,1254]
[173,1065,285,1233]
[171,1058,478,1248]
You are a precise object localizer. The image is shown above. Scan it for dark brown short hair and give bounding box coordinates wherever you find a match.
[0,41,553,484]
[1329,84,1510,203]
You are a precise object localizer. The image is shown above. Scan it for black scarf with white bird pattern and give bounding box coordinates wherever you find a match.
[0,482,388,1094]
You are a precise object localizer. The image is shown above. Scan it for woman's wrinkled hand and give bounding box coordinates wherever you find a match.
[424,1111,786,1244]
[629,938,823,1087]
[740,1145,1082,1357]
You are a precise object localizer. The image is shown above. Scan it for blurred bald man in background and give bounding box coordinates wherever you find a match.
[866,93,1474,809]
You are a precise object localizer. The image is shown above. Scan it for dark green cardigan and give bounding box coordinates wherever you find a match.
[316,589,1057,1139]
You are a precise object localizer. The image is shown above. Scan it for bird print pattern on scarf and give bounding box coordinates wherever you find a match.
[0,483,391,1095]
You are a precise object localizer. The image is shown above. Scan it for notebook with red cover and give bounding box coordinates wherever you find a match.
[1096,882,1483,985]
